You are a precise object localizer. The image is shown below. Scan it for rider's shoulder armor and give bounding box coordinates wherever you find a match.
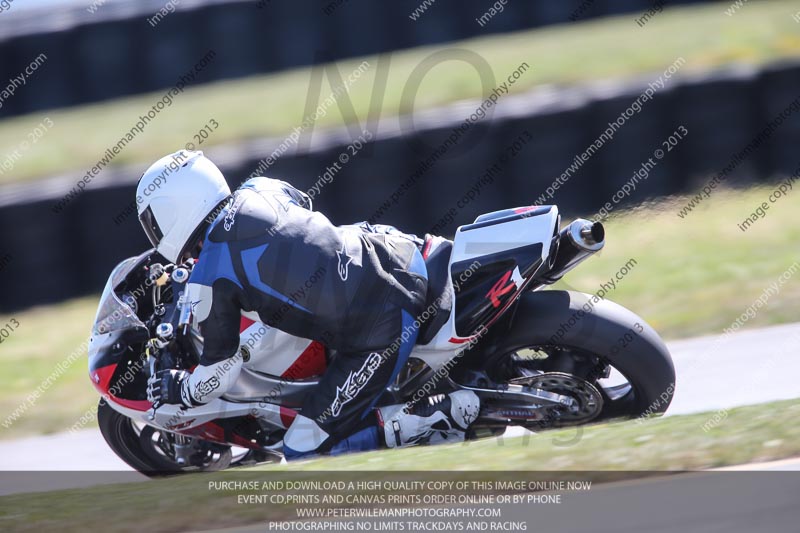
[207,177,308,243]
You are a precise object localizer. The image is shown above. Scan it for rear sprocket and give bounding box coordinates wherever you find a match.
[510,372,604,427]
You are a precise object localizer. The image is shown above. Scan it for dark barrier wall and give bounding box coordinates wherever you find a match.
[0,60,798,312]
[0,0,712,117]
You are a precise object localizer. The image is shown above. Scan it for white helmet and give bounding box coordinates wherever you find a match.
[136,150,231,263]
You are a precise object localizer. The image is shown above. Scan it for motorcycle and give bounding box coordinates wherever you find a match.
[89,205,675,474]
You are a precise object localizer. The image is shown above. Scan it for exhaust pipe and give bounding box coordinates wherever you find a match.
[572,219,604,250]
[541,219,605,283]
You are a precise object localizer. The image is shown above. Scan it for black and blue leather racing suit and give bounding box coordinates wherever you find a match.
[184,177,428,458]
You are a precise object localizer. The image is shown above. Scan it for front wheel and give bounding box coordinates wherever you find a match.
[478,290,675,425]
[97,398,174,476]
[97,399,245,476]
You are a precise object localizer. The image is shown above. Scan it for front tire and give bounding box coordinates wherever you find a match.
[97,398,175,476]
[98,400,272,475]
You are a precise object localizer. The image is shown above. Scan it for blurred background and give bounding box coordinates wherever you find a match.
[0,0,799,440]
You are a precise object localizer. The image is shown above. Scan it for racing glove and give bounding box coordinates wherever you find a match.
[146,369,193,409]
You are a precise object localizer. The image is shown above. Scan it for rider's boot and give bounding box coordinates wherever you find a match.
[377,390,480,448]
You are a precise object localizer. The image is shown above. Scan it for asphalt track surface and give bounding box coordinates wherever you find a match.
[0,322,798,493]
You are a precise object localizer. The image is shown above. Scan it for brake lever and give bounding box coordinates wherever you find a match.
[146,343,161,421]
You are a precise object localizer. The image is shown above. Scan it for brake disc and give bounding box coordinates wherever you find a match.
[139,425,232,471]
[510,372,604,426]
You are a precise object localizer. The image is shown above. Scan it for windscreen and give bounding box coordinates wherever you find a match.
[91,251,151,335]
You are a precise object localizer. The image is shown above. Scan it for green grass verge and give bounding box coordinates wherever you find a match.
[1,185,798,439]
[556,186,800,340]
[1,0,799,184]
[0,296,96,439]
[1,399,799,532]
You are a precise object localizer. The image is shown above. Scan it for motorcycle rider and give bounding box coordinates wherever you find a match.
[138,150,480,459]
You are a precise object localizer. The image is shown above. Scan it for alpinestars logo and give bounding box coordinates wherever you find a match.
[330,352,383,416]
[223,195,246,231]
[336,241,354,281]
[405,415,455,446]
[193,376,221,401]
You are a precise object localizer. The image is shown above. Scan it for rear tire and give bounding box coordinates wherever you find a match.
[484,290,675,421]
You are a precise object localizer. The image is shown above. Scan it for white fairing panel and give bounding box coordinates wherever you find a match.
[451,206,559,264]
[413,206,559,370]
[117,398,286,431]
[238,313,315,376]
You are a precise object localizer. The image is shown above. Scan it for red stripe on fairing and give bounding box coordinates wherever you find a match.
[239,316,256,333]
[281,341,326,379]
[422,237,433,260]
[91,364,116,395]
[113,398,153,411]
[280,406,297,428]
[91,364,152,412]
[514,206,537,214]
[448,336,473,344]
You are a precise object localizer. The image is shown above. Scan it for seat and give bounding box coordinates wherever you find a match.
[417,235,454,345]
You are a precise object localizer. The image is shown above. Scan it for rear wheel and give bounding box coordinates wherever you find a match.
[510,370,605,427]
[474,291,675,427]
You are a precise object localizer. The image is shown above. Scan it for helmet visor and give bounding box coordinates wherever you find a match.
[139,206,163,248]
